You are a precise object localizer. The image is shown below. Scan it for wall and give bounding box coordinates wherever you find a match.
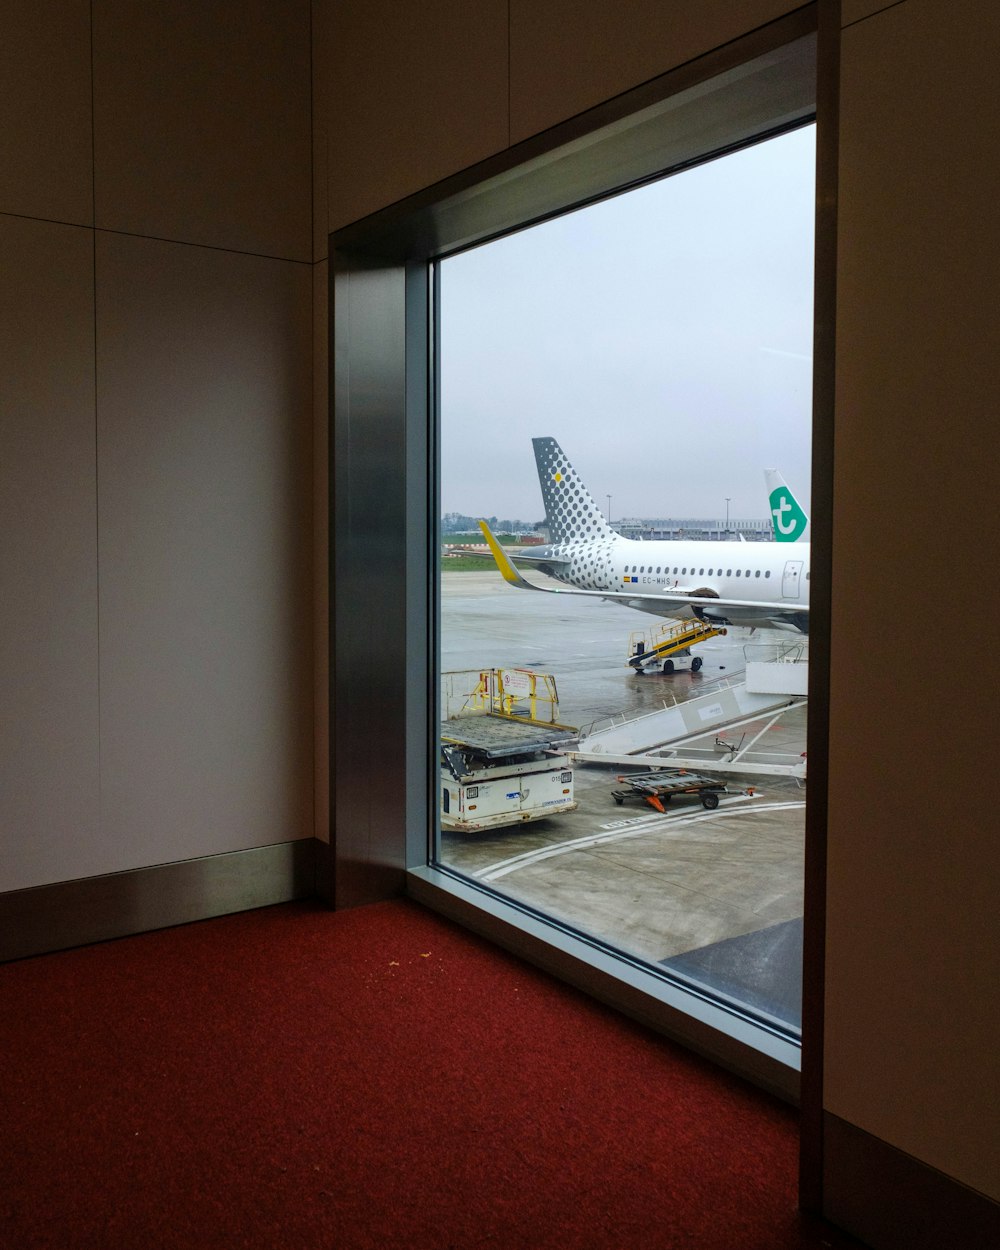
[1,0,314,893]
[825,0,1000,1205]
[319,0,797,235]
[316,0,998,1231]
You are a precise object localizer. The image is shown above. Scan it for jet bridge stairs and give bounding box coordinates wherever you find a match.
[573,644,808,780]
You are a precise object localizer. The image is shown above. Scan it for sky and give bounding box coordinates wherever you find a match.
[438,123,815,525]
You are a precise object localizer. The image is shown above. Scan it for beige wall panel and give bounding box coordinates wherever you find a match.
[327,0,508,231]
[826,0,1000,1198]
[313,261,330,842]
[93,0,311,260]
[312,0,331,260]
[0,217,99,892]
[509,0,798,143]
[841,0,906,27]
[0,0,93,224]
[96,233,313,870]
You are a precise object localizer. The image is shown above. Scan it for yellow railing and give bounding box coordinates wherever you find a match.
[443,667,573,727]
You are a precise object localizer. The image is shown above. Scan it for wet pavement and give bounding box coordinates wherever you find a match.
[439,570,807,1028]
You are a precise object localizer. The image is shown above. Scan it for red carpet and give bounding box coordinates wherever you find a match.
[1,899,862,1249]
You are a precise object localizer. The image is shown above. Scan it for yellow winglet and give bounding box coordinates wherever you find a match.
[478,520,535,589]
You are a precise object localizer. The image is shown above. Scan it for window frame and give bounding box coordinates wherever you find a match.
[330,8,827,1102]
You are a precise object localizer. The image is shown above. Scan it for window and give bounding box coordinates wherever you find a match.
[332,17,818,1096]
[438,120,813,1044]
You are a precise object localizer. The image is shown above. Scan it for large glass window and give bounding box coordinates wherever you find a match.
[435,125,814,1039]
[332,22,819,1089]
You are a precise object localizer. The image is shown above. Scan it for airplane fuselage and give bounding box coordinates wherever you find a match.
[526,534,810,630]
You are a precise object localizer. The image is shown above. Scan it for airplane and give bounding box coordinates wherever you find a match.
[765,468,810,542]
[478,436,809,634]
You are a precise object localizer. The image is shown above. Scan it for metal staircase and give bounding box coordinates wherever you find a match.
[573,673,807,779]
[627,619,727,674]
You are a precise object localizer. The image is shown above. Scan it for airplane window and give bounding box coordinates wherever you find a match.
[726,569,732,576]
[656,566,661,574]
[745,569,750,577]
[755,570,761,578]
[765,571,771,578]
[736,570,741,577]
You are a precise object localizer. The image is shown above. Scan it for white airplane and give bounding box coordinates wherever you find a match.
[479,436,810,634]
[765,468,810,542]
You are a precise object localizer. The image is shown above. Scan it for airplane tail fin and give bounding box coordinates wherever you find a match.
[532,437,614,544]
[765,468,810,542]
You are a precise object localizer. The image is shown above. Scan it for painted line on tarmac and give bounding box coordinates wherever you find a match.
[475,799,806,882]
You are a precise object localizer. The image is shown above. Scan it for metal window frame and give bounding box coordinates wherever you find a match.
[330,6,827,1105]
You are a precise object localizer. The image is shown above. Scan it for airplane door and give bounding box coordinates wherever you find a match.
[782,560,803,599]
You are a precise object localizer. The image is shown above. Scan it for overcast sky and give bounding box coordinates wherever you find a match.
[439,123,815,525]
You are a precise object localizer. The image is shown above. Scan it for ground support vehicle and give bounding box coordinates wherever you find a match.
[441,713,577,833]
[627,620,727,675]
[611,769,730,812]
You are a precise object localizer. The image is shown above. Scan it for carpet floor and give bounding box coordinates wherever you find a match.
[1,898,863,1249]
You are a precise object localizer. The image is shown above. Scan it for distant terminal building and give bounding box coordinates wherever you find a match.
[615,517,774,541]
[533,517,774,542]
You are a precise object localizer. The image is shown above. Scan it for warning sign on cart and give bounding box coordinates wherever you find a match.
[501,669,533,696]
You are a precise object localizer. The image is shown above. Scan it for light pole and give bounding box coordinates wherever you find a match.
[606,494,612,528]
[725,497,731,539]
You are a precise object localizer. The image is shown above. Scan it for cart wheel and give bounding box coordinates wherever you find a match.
[691,656,703,672]
[662,659,674,674]
[702,791,720,810]
[613,795,623,805]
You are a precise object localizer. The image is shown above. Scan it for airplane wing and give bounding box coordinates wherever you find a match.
[478,520,809,627]
[444,539,571,568]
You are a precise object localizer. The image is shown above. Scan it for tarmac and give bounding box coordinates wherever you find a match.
[440,569,807,1031]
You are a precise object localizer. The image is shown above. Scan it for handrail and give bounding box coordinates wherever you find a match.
[441,667,565,726]
[578,672,748,740]
[742,640,808,665]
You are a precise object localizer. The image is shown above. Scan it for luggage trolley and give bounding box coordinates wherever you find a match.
[611,769,729,812]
